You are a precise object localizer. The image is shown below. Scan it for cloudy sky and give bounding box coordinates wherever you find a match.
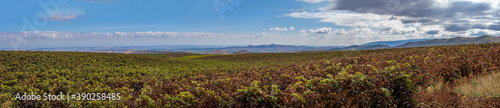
[1,0,500,49]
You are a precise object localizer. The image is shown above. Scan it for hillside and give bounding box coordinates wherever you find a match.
[181,44,345,53]
[1,43,500,107]
[396,35,500,48]
[204,50,231,54]
[361,39,429,47]
[330,44,391,51]
[123,50,189,54]
[212,44,313,53]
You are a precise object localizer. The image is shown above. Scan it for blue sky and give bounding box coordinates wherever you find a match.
[1,0,500,49]
[0,0,333,33]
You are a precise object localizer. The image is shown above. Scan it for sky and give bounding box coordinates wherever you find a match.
[1,0,500,49]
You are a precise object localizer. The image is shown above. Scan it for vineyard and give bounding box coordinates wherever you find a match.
[1,43,500,107]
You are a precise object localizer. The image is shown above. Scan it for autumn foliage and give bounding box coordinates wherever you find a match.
[1,43,500,107]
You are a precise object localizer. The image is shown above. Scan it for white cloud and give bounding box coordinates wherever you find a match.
[269,27,295,32]
[285,10,403,28]
[282,0,500,45]
[297,0,328,3]
[329,0,500,31]
[305,27,332,34]
[2,29,499,49]
[0,31,356,48]
[40,9,86,21]
[284,9,500,41]
[44,14,81,21]
[0,30,426,48]
[286,10,431,33]
[0,31,248,40]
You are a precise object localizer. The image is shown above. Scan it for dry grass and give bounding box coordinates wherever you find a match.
[425,81,444,93]
[455,71,500,97]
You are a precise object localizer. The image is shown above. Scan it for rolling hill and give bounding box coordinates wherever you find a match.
[330,44,391,51]
[396,35,500,48]
[360,39,429,47]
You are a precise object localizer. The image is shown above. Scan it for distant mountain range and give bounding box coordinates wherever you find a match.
[328,35,500,51]
[213,44,312,53]
[123,50,189,54]
[198,44,349,54]
[329,44,391,51]
[5,35,498,54]
[395,35,500,48]
[360,39,429,47]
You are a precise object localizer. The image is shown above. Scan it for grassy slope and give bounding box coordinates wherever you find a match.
[456,71,500,97]
[1,43,500,107]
